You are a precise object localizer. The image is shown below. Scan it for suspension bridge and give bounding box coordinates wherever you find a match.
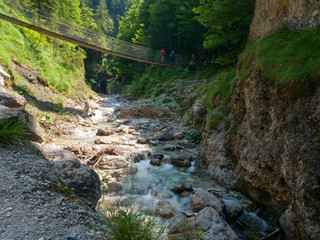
[0,0,173,66]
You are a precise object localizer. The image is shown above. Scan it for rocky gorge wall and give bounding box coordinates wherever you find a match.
[248,0,320,43]
[199,1,320,239]
[200,70,320,240]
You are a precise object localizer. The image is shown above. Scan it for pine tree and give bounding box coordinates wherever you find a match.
[95,0,113,34]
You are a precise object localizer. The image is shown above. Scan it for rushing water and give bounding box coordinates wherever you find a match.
[51,95,256,235]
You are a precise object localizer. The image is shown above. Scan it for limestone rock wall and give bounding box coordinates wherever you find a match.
[199,70,320,239]
[248,0,320,43]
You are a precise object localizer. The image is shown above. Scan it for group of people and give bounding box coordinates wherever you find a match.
[160,48,199,65]
[160,48,176,64]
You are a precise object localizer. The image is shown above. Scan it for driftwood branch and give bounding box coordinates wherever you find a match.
[259,228,281,240]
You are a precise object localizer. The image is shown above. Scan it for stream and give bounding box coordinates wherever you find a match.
[50,94,271,239]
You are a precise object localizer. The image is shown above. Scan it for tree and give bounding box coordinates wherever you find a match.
[28,0,58,14]
[95,0,113,34]
[194,0,255,65]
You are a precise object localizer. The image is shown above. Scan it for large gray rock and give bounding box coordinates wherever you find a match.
[223,199,243,221]
[156,200,175,218]
[0,92,27,108]
[116,104,171,119]
[169,207,239,240]
[0,106,45,142]
[49,150,101,207]
[191,188,223,216]
[238,211,272,236]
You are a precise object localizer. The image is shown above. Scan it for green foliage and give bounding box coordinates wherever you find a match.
[124,65,191,99]
[0,13,85,94]
[162,97,172,104]
[100,208,165,240]
[240,27,320,98]
[194,0,255,65]
[208,113,222,129]
[95,0,113,34]
[204,68,236,110]
[185,129,201,143]
[0,119,31,143]
[28,0,58,13]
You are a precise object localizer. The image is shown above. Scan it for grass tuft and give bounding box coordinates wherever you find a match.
[0,118,31,143]
[99,208,165,240]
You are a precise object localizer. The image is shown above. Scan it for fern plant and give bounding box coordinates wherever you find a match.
[0,118,31,143]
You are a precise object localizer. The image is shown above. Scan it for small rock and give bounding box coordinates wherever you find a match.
[96,128,113,136]
[118,125,130,133]
[150,159,161,166]
[159,131,174,141]
[172,182,193,194]
[174,132,185,139]
[137,138,147,144]
[107,181,123,191]
[180,191,190,197]
[111,171,121,178]
[163,144,176,151]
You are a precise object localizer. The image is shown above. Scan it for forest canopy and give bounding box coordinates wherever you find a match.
[23,0,255,89]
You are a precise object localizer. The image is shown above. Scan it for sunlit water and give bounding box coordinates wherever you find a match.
[53,96,228,228]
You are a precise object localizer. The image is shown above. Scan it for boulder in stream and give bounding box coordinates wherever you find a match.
[172,182,193,194]
[156,200,175,218]
[191,188,223,216]
[158,131,174,141]
[238,211,273,235]
[116,104,171,119]
[96,128,113,136]
[169,207,239,240]
[150,159,161,166]
[223,199,243,221]
[171,155,191,167]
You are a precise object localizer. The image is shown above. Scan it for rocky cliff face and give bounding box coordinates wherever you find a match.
[200,70,320,240]
[199,1,320,239]
[248,0,320,43]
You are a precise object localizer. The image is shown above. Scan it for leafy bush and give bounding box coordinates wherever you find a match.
[100,208,165,240]
[185,129,202,143]
[240,27,320,98]
[0,118,31,143]
[124,65,191,99]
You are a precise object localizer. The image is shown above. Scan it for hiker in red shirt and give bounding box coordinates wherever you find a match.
[160,48,165,62]
[191,54,195,64]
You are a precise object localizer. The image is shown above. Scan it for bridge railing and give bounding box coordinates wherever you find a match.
[0,0,155,62]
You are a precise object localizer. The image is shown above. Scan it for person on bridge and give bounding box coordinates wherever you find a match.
[160,48,165,63]
[170,51,176,64]
[191,53,196,65]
